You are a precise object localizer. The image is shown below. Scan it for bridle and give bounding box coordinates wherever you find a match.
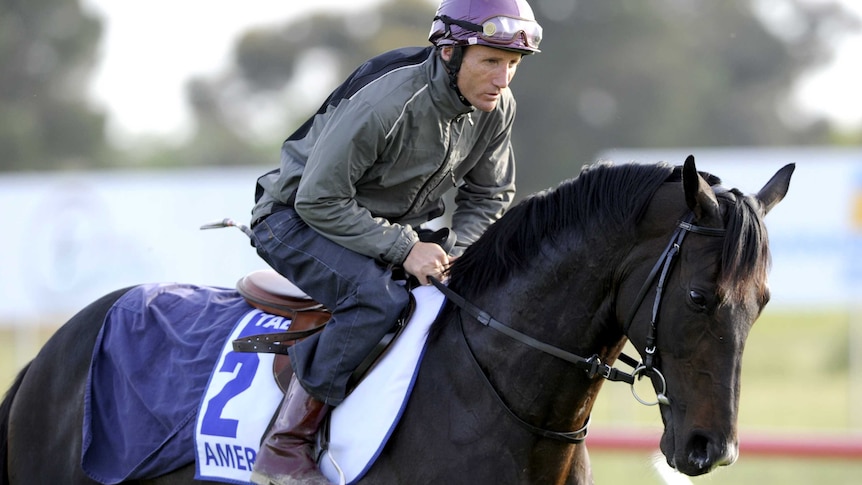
[621,214,726,405]
[429,212,726,444]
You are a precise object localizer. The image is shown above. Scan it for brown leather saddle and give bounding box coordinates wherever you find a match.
[231,269,413,392]
[232,269,331,352]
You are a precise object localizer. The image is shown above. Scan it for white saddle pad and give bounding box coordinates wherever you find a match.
[319,284,444,484]
[194,285,445,484]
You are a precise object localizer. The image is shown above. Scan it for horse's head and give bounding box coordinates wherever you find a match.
[619,156,793,476]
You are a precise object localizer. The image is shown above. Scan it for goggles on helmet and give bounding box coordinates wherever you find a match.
[434,14,542,51]
[478,16,542,49]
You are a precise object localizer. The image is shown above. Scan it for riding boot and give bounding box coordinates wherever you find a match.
[250,376,331,485]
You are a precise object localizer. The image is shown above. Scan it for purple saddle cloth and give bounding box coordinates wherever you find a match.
[82,283,252,484]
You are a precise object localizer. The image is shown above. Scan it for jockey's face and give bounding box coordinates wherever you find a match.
[442,45,523,112]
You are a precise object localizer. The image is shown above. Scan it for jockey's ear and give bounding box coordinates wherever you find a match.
[439,46,454,62]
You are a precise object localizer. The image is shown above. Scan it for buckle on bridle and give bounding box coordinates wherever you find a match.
[585,355,611,380]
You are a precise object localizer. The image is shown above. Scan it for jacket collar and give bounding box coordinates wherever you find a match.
[426,47,475,118]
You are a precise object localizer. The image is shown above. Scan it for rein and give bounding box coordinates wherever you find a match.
[429,213,726,443]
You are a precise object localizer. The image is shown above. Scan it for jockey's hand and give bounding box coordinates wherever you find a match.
[403,241,449,286]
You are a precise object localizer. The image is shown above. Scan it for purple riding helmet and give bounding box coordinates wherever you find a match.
[429,0,543,55]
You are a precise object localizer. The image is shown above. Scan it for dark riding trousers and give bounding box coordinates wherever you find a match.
[252,208,410,406]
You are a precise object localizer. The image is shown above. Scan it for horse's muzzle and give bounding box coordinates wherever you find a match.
[666,430,738,476]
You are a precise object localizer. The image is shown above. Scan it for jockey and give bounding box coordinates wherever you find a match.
[248,0,542,483]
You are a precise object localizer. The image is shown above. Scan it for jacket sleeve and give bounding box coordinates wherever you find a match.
[293,99,418,265]
[451,106,517,254]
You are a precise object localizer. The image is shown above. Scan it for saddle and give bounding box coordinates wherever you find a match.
[231,269,414,393]
[233,269,331,349]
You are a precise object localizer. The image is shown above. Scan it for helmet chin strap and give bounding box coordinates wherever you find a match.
[441,46,471,106]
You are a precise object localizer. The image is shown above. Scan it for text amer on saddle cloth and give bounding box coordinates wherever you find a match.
[195,284,446,484]
[195,309,287,483]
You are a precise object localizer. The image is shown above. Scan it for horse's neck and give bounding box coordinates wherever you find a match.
[408,305,609,482]
[375,255,625,482]
[456,260,622,433]
[492,251,631,385]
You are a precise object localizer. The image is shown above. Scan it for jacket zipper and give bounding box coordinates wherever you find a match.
[395,114,463,219]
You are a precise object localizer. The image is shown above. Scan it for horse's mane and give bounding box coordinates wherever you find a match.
[448,160,771,305]
[448,161,677,297]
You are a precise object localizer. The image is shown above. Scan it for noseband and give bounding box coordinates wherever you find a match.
[430,213,726,443]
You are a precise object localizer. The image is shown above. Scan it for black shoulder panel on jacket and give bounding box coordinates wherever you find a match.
[286,46,433,142]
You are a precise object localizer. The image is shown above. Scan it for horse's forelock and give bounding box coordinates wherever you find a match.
[716,189,771,305]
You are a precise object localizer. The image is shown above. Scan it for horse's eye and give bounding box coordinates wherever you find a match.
[689,290,707,308]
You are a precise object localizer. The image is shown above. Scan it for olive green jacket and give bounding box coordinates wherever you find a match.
[252,46,516,265]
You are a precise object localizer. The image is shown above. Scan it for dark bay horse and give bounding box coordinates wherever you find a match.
[1,157,793,484]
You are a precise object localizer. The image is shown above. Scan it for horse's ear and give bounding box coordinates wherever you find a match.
[756,163,795,215]
[682,155,721,224]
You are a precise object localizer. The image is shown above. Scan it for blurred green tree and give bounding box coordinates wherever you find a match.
[514,0,858,191]
[0,0,108,171]
[7,0,855,187]
[185,0,858,196]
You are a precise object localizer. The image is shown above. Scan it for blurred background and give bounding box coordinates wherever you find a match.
[2,0,862,483]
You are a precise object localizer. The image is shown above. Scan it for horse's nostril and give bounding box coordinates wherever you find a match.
[687,433,712,472]
[680,432,733,476]
[681,432,736,475]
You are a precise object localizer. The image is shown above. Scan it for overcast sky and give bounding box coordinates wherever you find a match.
[81,0,862,146]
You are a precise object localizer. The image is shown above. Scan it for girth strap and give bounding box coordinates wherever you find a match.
[231,310,330,353]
